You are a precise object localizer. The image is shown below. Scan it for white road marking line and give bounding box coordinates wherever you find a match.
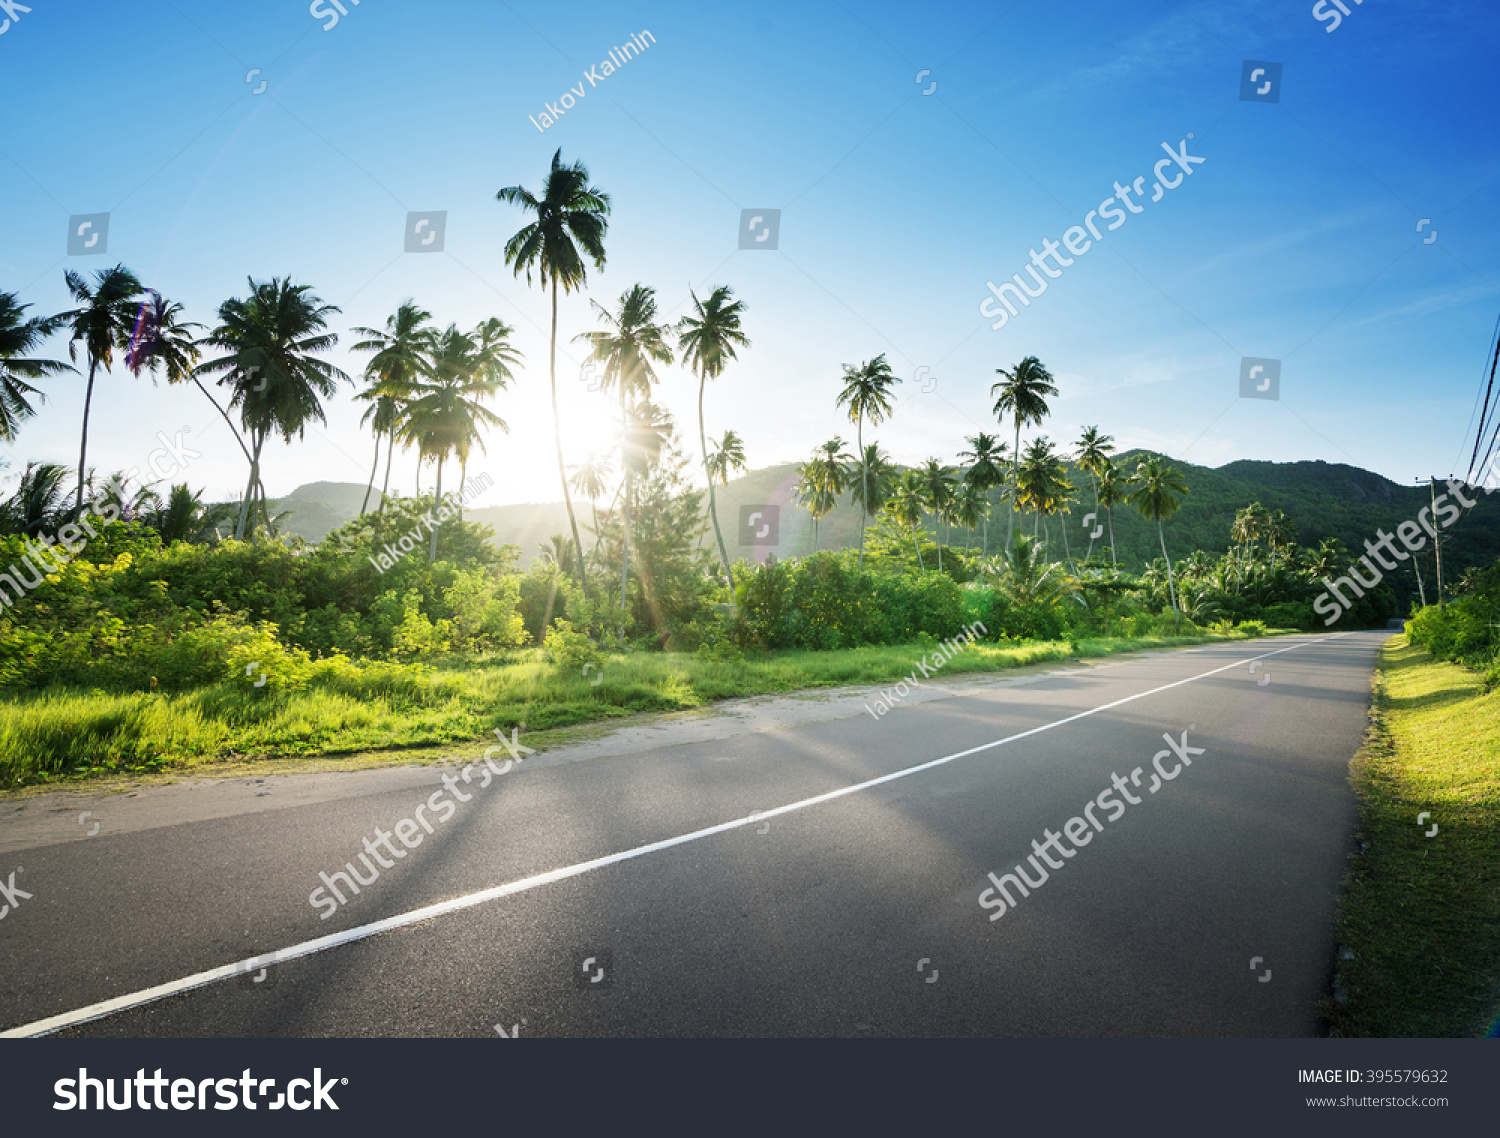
[2,634,1346,1038]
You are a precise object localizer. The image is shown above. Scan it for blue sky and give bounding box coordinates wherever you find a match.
[2,0,1497,509]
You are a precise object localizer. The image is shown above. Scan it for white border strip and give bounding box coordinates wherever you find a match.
[4,635,1339,1038]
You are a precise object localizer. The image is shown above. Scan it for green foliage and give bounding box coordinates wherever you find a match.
[1406,556,1500,674]
[733,551,969,650]
[544,619,603,671]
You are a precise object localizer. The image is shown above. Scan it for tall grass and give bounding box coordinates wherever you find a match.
[0,629,1268,789]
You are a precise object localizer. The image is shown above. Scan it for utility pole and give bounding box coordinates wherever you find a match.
[1424,477,1445,608]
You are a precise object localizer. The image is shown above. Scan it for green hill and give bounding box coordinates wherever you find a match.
[271,454,1500,607]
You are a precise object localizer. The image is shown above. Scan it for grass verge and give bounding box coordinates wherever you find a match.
[1328,637,1500,1037]
[0,628,1280,790]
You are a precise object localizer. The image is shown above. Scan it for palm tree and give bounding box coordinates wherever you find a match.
[706,429,748,488]
[351,301,436,516]
[1095,458,1125,566]
[888,470,931,569]
[952,480,986,551]
[62,265,145,510]
[497,148,610,598]
[984,530,1072,612]
[142,483,237,545]
[795,437,850,551]
[1311,537,1345,579]
[0,462,72,537]
[919,457,957,571]
[848,443,896,545]
[400,324,511,561]
[990,356,1057,544]
[677,285,750,589]
[1266,508,1297,572]
[570,453,614,565]
[574,283,674,607]
[195,277,348,539]
[124,289,258,491]
[958,431,1008,556]
[538,533,577,576]
[0,292,72,443]
[1127,455,1189,632]
[1074,426,1115,560]
[1016,437,1072,546]
[835,354,901,565]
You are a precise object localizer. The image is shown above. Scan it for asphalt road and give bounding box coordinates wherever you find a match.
[0,631,1382,1038]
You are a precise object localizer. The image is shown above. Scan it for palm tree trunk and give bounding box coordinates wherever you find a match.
[982,497,989,558]
[193,377,253,467]
[360,431,381,516]
[1107,507,1117,565]
[1158,517,1180,633]
[429,456,443,562]
[75,358,99,511]
[549,282,588,600]
[699,371,734,589]
[1008,420,1020,545]
[235,432,264,540]
[1086,471,1099,560]
[857,416,866,566]
[620,387,631,610]
[913,525,924,570]
[1061,509,1072,563]
[378,433,395,515]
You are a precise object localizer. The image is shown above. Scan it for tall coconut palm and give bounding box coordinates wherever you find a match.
[677,285,750,588]
[1074,425,1115,560]
[795,436,851,551]
[1095,458,1125,565]
[1016,437,1074,549]
[124,289,256,484]
[195,277,348,539]
[460,317,523,491]
[497,148,610,599]
[835,354,901,565]
[706,429,748,488]
[848,442,896,544]
[990,356,1057,544]
[570,453,615,565]
[887,470,931,569]
[62,265,145,510]
[952,480,986,551]
[918,457,957,571]
[401,324,511,561]
[351,301,435,516]
[958,431,1008,556]
[576,284,675,605]
[1127,455,1189,632]
[0,292,72,443]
